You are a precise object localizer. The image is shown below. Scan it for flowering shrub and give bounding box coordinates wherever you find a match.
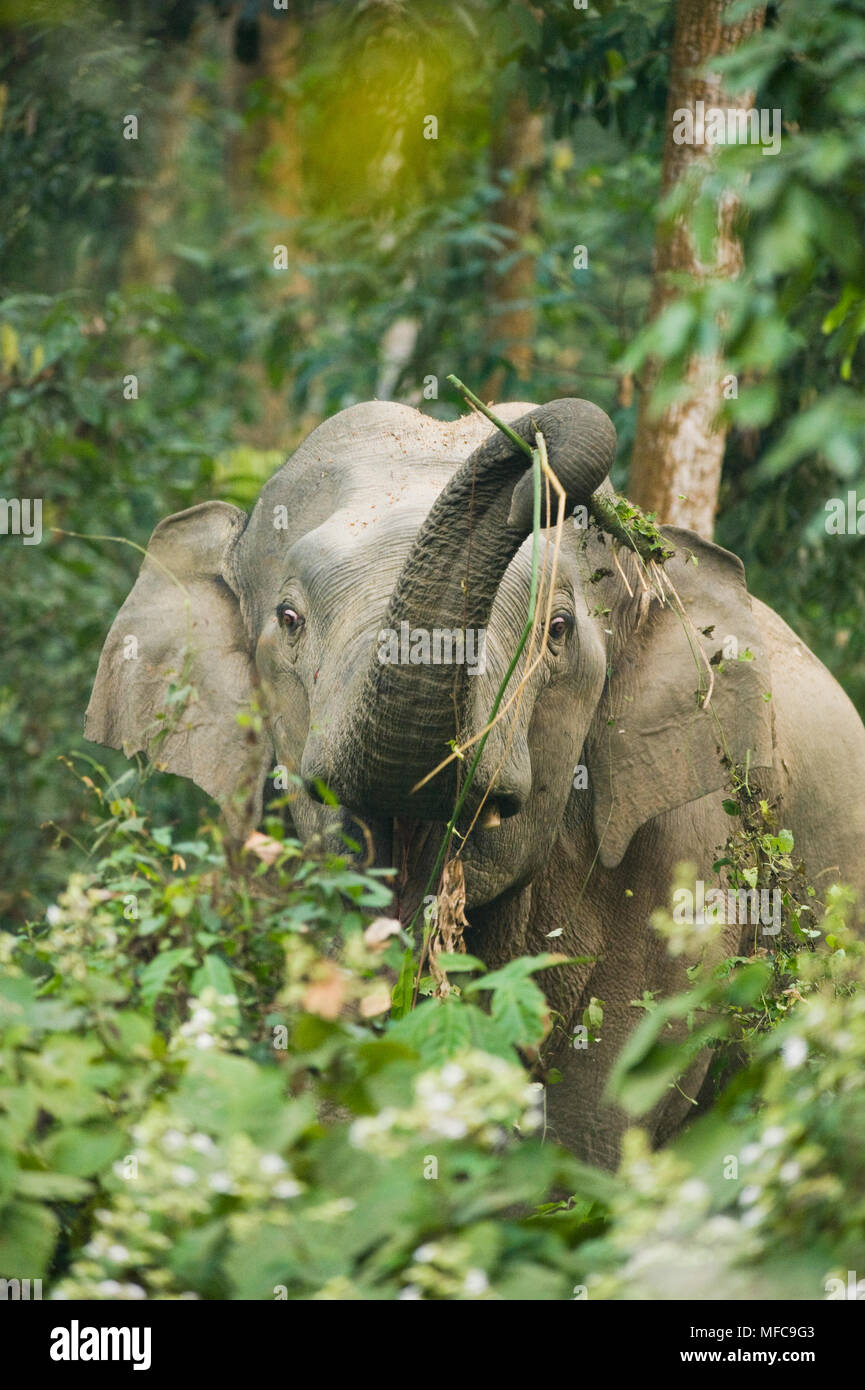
[2,782,863,1300]
[575,885,865,1300]
[1,789,587,1300]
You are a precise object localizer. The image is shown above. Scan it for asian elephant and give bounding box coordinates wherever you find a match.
[86,397,865,1169]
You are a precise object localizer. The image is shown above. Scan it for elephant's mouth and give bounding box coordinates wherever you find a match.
[387,795,518,927]
[391,816,439,927]
[326,801,511,927]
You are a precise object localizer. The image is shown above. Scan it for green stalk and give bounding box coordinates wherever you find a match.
[446,375,535,460]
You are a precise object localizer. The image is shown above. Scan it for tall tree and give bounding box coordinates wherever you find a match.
[629,0,765,538]
[482,86,544,401]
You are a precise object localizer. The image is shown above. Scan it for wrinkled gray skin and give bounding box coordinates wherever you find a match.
[87,399,865,1168]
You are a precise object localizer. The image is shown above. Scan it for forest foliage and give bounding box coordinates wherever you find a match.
[2,0,865,1300]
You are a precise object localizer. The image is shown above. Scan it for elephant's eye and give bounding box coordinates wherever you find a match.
[277,604,304,633]
[548,614,573,643]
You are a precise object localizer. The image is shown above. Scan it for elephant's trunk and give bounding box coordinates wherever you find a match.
[318,399,616,818]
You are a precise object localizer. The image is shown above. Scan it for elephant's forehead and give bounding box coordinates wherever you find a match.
[285,397,539,466]
[237,502,435,625]
[246,398,541,520]
[291,506,434,602]
[233,398,544,619]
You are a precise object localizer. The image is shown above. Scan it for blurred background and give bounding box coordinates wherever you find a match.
[2,0,864,921]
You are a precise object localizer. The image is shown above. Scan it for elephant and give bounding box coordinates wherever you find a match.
[86,396,865,1169]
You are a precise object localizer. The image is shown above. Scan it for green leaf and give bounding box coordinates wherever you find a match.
[176,1055,308,1148]
[190,954,236,1002]
[433,952,486,973]
[0,1200,57,1279]
[607,984,724,1116]
[390,947,416,1021]
[488,975,548,1049]
[463,953,567,995]
[387,997,473,1063]
[15,1169,92,1201]
[138,947,194,1008]
[40,1125,126,1178]
[726,961,772,1007]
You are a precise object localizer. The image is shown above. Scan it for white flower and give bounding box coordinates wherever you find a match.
[189,1133,216,1155]
[106,1245,131,1265]
[779,1161,801,1183]
[209,1172,233,1193]
[172,1165,198,1186]
[161,1129,187,1152]
[762,1126,786,1148]
[398,1285,422,1300]
[432,1115,467,1139]
[703,1215,741,1242]
[124,1284,147,1300]
[739,1185,761,1207]
[425,1090,455,1113]
[259,1154,286,1176]
[191,1007,216,1028]
[740,1206,765,1229]
[348,1110,397,1149]
[463,1268,489,1295]
[679,1179,709,1206]
[740,1143,763,1165]
[781,1036,808,1069]
[45,905,63,926]
[413,1244,437,1264]
[195,1032,215,1050]
[440,1063,466,1088]
[97,1279,124,1296]
[273,1179,303,1199]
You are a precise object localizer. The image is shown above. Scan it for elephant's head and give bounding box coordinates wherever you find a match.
[86,397,773,917]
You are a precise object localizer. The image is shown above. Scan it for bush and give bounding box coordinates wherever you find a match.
[2,761,863,1300]
[1,771,597,1300]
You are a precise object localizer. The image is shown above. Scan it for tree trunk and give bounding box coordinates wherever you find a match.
[122,63,199,287]
[481,88,544,401]
[629,0,766,538]
[222,6,308,449]
[226,10,303,252]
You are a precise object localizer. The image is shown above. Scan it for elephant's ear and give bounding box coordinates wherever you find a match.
[85,501,272,835]
[585,527,774,870]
